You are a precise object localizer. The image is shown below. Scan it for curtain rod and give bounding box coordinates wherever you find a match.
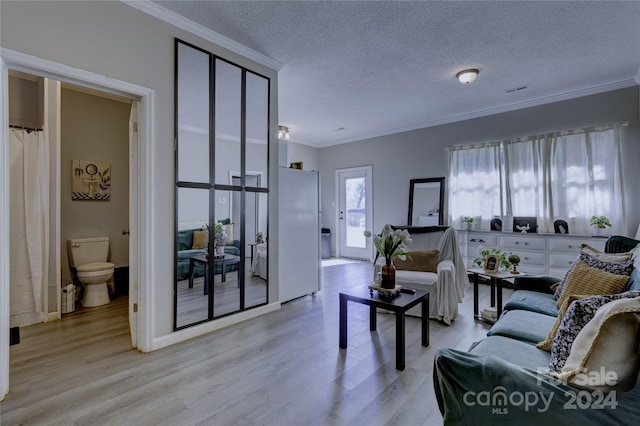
[9,124,42,133]
[444,121,630,151]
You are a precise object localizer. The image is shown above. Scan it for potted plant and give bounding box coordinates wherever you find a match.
[473,248,512,271]
[462,216,475,230]
[364,225,412,289]
[590,215,611,236]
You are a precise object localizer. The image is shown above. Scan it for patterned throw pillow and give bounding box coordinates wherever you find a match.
[537,264,631,352]
[394,250,439,273]
[549,297,640,391]
[547,291,640,373]
[553,251,633,300]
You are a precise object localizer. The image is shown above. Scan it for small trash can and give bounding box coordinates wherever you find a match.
[321,228,331,259]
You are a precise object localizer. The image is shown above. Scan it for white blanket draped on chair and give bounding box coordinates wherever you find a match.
[382,226,469,325]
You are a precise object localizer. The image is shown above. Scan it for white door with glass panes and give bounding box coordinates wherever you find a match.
[337,166,372,259]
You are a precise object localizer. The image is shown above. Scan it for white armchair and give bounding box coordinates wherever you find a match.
[375,226,469,324]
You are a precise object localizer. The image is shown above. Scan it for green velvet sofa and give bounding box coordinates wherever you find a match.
[176,227,240,281]
[434,235,640,425]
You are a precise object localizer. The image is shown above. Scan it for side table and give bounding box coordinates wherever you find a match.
[468,267,524,322]
[339,287,429,371]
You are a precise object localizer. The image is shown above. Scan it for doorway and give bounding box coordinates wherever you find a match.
[336,166,373,260]
[2,49,154,399]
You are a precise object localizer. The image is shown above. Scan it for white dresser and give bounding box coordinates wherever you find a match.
[458,230,607,278]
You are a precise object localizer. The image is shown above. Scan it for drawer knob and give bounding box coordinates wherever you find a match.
[515,241,519,245]
[524,257,529,260]
[568,244,573,249]
[524,242,528,245]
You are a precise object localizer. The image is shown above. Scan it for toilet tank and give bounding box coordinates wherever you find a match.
[68,237,110,267]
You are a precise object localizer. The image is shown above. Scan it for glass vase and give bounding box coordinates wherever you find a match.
[381,262,396,289]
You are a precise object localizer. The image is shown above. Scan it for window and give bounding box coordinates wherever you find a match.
[448,125,625,234]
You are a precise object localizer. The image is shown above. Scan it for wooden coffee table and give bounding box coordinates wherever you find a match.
[339,287,430,371]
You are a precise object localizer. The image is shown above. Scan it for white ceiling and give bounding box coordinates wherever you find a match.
[153,0,640,148]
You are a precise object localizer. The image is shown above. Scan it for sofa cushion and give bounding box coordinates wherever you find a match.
[395,270,438,285]
[504,290,559,317]
[394,250,439,272]
[555,262,630,309]
[469,336,551,370]
[550,297,640,391]
[177,248,207,261]
[192,230,209,249]
[547,291,640,373]
[487,309,557,344]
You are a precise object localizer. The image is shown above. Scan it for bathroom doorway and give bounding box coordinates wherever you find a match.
[7,71,133,332]
[2,50,154,399]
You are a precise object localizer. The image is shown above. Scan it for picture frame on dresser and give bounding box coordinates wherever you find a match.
[513,216,537,233]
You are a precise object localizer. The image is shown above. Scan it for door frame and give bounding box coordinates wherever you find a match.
[335,165,373,260]
[0,48,155,400]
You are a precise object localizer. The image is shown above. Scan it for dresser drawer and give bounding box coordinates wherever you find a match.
[465,233,498,246]
[517,251,546,267]
[499,235,546,251]
[548,253,578,268]
[547,238,604,253]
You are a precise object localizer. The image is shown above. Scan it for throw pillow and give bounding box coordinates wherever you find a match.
[394,250,439,273]
[547,291,640,372]
[555,262,630,309]
[553,252,633,302]
[550,296,640,391]
[222,223,234,244]
[191,230,209,250]
[580,243,634,263]
[537,294,586,352]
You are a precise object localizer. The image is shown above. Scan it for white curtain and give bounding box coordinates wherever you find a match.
[9,128,50,327]
[449,125,626,235]
[448,142,503,229]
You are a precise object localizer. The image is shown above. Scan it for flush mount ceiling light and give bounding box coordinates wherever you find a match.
[278,125,290,140]
[456,69,479,84]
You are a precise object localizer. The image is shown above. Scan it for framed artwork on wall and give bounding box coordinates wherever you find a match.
[72,159,111,200]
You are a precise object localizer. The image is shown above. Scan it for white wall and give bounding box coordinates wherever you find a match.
[288,141,320,171]
[0,0,280,340]
[319,87,640,255]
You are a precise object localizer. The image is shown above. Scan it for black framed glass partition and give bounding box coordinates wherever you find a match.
[174,39,270,330]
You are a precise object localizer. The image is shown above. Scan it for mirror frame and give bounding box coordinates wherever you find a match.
[407,177,445,226]
[173,38,270,330]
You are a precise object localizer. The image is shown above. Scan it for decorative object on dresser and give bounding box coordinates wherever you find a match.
[554,219,569,234]
[462,216,475,231]
[513,216,537,233]
[490,217,502,231]
[590,215,612,236]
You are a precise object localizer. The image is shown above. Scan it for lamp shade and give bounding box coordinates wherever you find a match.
[456,69,479,84]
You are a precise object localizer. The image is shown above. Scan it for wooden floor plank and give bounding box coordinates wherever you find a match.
[3,260,504,425]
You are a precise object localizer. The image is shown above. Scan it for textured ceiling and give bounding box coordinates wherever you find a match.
[154,0,640,147]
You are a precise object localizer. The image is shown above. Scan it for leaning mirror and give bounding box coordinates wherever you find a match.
[408,177,445,226]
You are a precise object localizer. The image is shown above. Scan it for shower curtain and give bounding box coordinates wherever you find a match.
[9,128,50,327]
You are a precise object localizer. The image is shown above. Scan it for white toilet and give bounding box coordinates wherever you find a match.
[67,237,115,307]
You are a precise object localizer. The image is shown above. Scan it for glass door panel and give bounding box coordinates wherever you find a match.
[176,42,209,184]
[245,71,269,189]
[215,59,241,186]
[175,187,210,328]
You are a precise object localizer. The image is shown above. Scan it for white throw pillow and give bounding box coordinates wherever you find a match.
[553,296,640,391]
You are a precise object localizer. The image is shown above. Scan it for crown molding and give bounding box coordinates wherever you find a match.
[122,0,283,72]
[322,78,640,148]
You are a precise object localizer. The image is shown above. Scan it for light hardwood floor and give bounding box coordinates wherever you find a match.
[2,261,507,425]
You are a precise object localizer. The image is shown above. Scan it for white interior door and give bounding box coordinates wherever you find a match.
[337,166,372,259]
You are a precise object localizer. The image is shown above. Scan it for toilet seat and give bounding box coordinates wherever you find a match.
[77,262,115,272]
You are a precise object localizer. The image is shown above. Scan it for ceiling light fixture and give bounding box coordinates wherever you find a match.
[278,125,290,140]
[456,69,479,84]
